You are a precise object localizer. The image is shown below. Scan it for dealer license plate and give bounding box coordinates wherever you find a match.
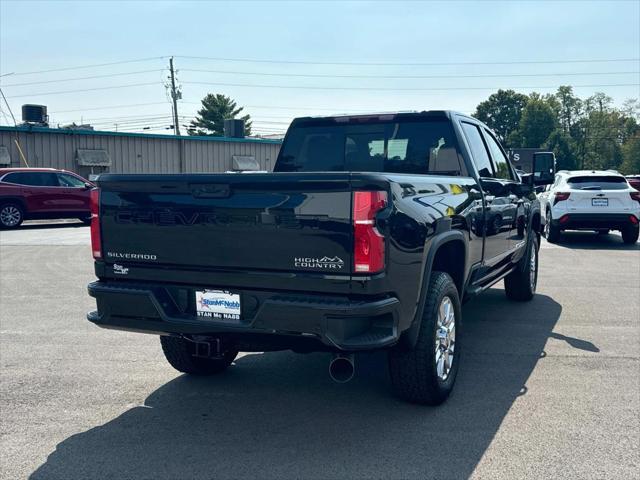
[592,198,608,207]
[195,290,241,320]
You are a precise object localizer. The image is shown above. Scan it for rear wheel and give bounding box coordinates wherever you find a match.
[490,215,502,235]
[388,271,461,405]
[160,336,238,375]
[504,235,539,301]
[0,203,24,229]
[621,225,639,244]
[543,209,560,243]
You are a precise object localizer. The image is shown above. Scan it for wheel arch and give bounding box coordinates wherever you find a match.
[0,196,27,211]
[399,230,468,349]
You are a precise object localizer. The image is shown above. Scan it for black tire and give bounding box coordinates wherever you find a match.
[504,235,539,302]
[596,229,610,235]
[0,202,24,229]
[543,209,560,243]
[490,215,502,235]
[160,336,238,375]
[388,271,461,406]
[621,225,639,244]
[517,217,525,238]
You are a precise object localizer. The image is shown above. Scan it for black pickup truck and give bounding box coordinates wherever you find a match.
[87,111,554,405]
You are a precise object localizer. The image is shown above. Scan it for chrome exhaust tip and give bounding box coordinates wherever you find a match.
[329,354,355,383]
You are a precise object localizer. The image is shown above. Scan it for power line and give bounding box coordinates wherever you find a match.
[183,81,640,92]
[85,117,175,127]
[190,102,472,114]
[6,55,638,79]
[0,87,18,126]
[51,102,170,114]
[5,57,167,77]
[5,82,162,98]
[3,69,164,87]
[57,112,178,122]
[181,68,640,80]
[177,55,640,67]
[5,66,635,91]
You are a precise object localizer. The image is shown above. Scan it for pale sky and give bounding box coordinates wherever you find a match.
[1,0,639,136]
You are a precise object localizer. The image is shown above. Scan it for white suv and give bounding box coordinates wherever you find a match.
[539,170,640,244]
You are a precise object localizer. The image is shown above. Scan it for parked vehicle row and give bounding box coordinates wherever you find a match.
[0,168,94,228]
[86,110,555,405]
[539,170,640,244]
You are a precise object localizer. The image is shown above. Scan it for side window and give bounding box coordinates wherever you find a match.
[2,173,25,185]
[1,172,56,186]
[35,173,59,186]
[57,173,86,187]
[461,122,493,178]
[483,130,513,180]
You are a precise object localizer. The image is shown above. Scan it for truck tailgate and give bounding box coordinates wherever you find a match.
[97,173,354,275]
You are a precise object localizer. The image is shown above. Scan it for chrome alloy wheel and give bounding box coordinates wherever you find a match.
[529,244,538,292]
[435,296,456,381]
[0,205,21,227]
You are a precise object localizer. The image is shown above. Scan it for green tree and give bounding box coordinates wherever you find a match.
[543,129,576,170]
[188,94,252,136]
[619,132,640,174]
[517,94,557,147]
[577,110,624,170]
[473,89,528,144]
[555,86,582,134]
[621,98,639,122]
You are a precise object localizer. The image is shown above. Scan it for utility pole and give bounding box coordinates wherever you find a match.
[169,57,181,136]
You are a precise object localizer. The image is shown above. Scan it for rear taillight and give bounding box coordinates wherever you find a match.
[630,191,640,204]
[90,188,101,259]
[553,192,570,205]
[630,215,639,225]
[353,191,387,274]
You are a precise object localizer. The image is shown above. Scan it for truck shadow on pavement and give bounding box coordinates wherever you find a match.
[30,291,593,479]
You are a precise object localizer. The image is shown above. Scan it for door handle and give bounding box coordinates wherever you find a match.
[485,195,495,205]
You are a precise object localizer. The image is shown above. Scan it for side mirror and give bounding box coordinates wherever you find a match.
[532,152,556,186]
[83,182,93,189]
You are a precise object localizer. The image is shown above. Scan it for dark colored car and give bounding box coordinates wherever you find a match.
[627,175,640,191]
[0,168,94,228]
[87,111,554,405]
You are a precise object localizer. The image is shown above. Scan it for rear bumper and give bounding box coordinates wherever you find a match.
[87,281,401,351]
[553,213,639,230]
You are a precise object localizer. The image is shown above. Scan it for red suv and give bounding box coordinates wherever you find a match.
[0,168,95,228]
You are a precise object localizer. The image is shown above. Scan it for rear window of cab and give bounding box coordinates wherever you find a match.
[276,118,468,176]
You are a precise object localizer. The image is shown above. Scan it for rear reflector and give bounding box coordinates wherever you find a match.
[553,192,570,205]
[630,191,640,203]
[90,188,101,259]
[353,191,387,274]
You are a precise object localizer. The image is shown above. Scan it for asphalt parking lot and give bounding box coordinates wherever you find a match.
[1,221,638,480]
